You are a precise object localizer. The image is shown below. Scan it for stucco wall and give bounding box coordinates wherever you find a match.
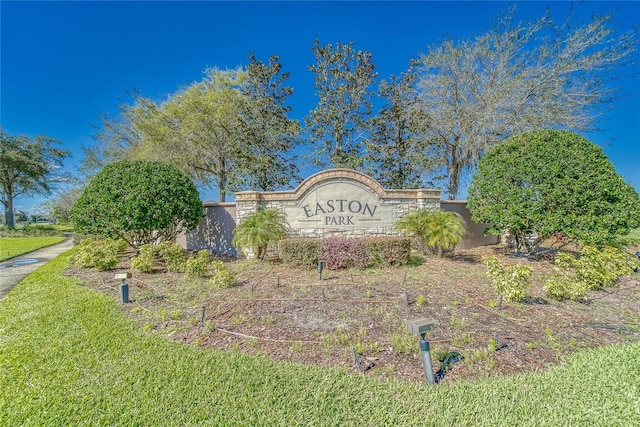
[178,202,237,256]
[440,200,499,249]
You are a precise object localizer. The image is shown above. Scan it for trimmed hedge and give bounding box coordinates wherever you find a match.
[365,236,411,267]
[278,238,321,267]
[279,236,411,269]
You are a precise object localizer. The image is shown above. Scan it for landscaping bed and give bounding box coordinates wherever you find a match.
[67,244,640,384]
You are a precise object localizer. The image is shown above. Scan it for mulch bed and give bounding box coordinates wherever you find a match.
[68,244,640,384]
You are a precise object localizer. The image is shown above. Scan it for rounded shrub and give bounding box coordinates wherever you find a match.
[483,256,532,302]
[185,250,211,277]
[468,130,640,253]
[71,160,202,249]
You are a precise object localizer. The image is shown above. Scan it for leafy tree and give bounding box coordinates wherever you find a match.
[70,160,203,248]
[395,209,466,257]
[236,53,301,191]
[306,40,377,169]
[0,130,70,228]
[14,210,29,223]
[46,186,84,224]
[38,175,84,224]
[364,67,436,189]
[88,61,301,200]
[130,69,246,202]
[232,208,288,259]
[416,7,637,199]
[467,130,640,253]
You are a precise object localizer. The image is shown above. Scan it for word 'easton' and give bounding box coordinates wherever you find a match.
[302,200,378,219]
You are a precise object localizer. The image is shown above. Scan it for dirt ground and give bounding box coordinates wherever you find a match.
[67,244,640,385]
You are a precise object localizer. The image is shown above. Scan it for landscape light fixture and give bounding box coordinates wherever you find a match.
[406,318,436,384]
[114,272,131,304]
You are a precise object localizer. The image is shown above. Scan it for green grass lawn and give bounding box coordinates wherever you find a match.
[1,250,639,426]
[0,236,65,261]
[627,227,640,241]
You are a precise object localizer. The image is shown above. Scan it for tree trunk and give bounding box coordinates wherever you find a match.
[447,163,460,200]
[218,156,227,203]
[3,196,15,229]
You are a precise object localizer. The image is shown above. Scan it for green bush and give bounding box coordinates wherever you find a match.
[185,250,211,277]
[483,256,532,302]
[209,260,235,288]
[157,242,186,273]
[468,130,640,253]
[131,244,157,273]
[544,246,638,300]
[73,238,127,271]
[278,238,321,267]
[365,237,411,267]
[131,242,186,274]
[0,224,66,238]
[577,246,638,290]
[544,275,590,301]
[70,160,203,249]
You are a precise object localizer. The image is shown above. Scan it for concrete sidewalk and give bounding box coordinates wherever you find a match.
[0,235,74,300]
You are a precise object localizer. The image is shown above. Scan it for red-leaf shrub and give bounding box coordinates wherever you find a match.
[279,236,412,270]
[321,237,369,270]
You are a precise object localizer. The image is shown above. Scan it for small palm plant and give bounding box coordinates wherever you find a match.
[394,209,431,253]
[395,209,466,257]
[232,208,288,259]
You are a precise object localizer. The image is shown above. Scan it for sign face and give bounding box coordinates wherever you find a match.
[283,180,396,229]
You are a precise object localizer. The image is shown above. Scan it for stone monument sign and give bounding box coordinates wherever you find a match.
[235,169,441,239]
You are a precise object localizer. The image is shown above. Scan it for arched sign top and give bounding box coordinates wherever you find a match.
[295,169,387,199]
[235,169,440,202]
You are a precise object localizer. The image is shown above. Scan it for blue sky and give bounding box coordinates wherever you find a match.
[2,1,639,213]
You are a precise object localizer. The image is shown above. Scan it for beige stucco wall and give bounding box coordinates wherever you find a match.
[440,200,499,249]
[177,202,237,256]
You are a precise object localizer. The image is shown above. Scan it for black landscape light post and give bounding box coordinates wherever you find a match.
[406,318,436,385]
[114,272,131,304]
[317,260,324,280]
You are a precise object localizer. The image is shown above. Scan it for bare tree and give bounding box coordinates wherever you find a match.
[416,7,637,199]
